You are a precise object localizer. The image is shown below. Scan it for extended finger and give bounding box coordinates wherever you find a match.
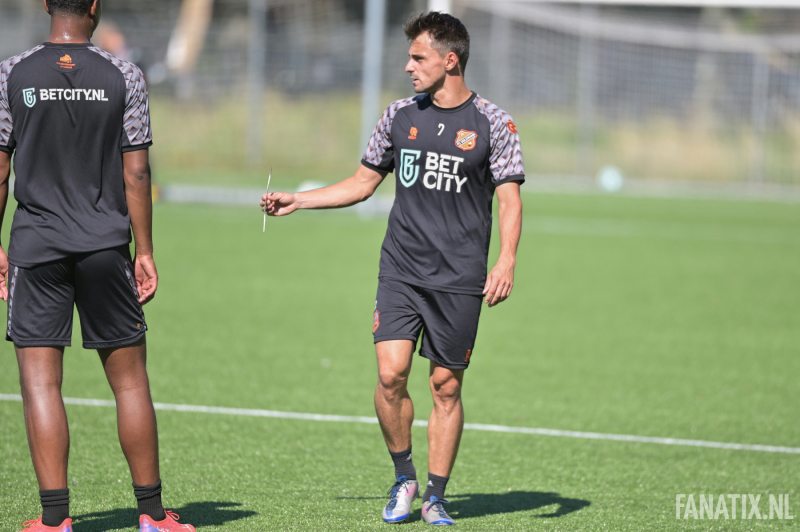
[501,283,513,301]
[489,284,503,306]
[492,281,510,306]
[482,276,492,295]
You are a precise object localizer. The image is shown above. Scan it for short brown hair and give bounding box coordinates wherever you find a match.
[404,12,470,73]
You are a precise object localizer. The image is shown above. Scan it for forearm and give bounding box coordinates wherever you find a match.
[294,164,386,210]
[125,165,154,256]
[497,188,522,264]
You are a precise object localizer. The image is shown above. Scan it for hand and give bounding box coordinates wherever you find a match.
[261,192,298,217]
[134,253,158,305]
[0,247,7,302]
[483,257,515,307]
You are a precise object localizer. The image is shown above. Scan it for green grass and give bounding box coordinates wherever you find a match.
[1,191,799,531]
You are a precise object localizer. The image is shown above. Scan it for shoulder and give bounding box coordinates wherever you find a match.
[1,45,45,79]
[87,47,146,84]
[471,95,515,132]
[384,95,426,119]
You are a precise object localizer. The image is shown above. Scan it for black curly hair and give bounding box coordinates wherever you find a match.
[404,11,470,72]
[46,0,94,16]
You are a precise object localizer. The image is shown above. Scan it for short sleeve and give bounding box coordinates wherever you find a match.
[489,113,525,187]
[0,60,14,154]
[361,105,396,174]
[120,65,152,152]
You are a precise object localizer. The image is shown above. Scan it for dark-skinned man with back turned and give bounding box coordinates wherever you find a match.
[0,1,194,530]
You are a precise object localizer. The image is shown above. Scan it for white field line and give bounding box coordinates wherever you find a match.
[1,394,798,455]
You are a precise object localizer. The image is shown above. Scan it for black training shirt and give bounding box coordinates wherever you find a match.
[362,93,525,295]
[0,42,152,267]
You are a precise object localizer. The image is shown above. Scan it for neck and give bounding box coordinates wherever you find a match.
[48,16,93,44]
[430,75,472,109]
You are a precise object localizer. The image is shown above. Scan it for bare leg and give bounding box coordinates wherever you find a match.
[374,340,415,452]
[99,337,159,486]
[427,363,464,477]
[16,347,69,490]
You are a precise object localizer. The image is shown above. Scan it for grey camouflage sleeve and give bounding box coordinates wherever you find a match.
[121,65,152,152]
[361,97,417,173]
[361,106,396,172]
[0,59,11,154]
[489,112,525,186]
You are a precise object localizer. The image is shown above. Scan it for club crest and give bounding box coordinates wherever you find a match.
[373,310,380,333]
[455,129,477,151]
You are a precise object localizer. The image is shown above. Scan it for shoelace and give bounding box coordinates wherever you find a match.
[385,476,409,511]
[164,510,181,522]
[22,519,40,529]
[426,498,451,518]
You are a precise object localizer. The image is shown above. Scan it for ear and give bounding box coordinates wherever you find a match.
[444,52,461,74]
[43,0,50,15]
[90,0,99,16]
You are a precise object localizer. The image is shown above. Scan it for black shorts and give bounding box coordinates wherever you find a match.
[6,245,148,349]
[373,277,482,370]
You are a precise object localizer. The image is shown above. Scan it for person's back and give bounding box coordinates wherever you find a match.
[1,42,149,265]
[0,2,194,531]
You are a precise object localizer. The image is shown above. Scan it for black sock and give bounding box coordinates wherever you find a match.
[422,473,449,502]
[389,447,416,481]
[40,488,69,527]
[133,479,167,521]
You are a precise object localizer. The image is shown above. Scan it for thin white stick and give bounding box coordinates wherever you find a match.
[263,167,272,233]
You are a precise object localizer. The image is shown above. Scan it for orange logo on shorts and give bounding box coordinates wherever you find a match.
[409,127,418,140]
[455,129,477,151]
[373,310,381,333]
[464,349,472,363]
[507,120,517,134]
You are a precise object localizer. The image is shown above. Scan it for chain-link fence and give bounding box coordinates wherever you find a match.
[459,1,800,186]
[1,0,799,188]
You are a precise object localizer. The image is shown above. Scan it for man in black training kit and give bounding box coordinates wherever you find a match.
[0,1,194,531]
[262,12,524,525]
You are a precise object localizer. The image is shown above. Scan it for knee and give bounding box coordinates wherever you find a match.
[430,375,461,406]
[377,369,409,399]
[18,373,61,397]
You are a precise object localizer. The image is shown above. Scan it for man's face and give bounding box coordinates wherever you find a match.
[405,32,449,94]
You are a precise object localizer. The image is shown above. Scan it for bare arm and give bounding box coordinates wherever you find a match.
[261,164,387,216]
[123,149,157,305]
[483,182,522,307]
[0,151,10,301]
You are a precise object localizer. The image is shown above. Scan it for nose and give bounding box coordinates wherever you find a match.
[405,59,414,73]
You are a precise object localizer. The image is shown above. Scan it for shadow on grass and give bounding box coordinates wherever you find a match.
[446,491,591,519]
[73,501,256,531]
[339,490,590,520]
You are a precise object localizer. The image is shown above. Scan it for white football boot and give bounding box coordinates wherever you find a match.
[382,476,419,523]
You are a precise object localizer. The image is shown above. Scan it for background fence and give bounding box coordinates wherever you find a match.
[1,0,799,191]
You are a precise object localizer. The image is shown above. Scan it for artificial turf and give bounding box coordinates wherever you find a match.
[1,191,798,531]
